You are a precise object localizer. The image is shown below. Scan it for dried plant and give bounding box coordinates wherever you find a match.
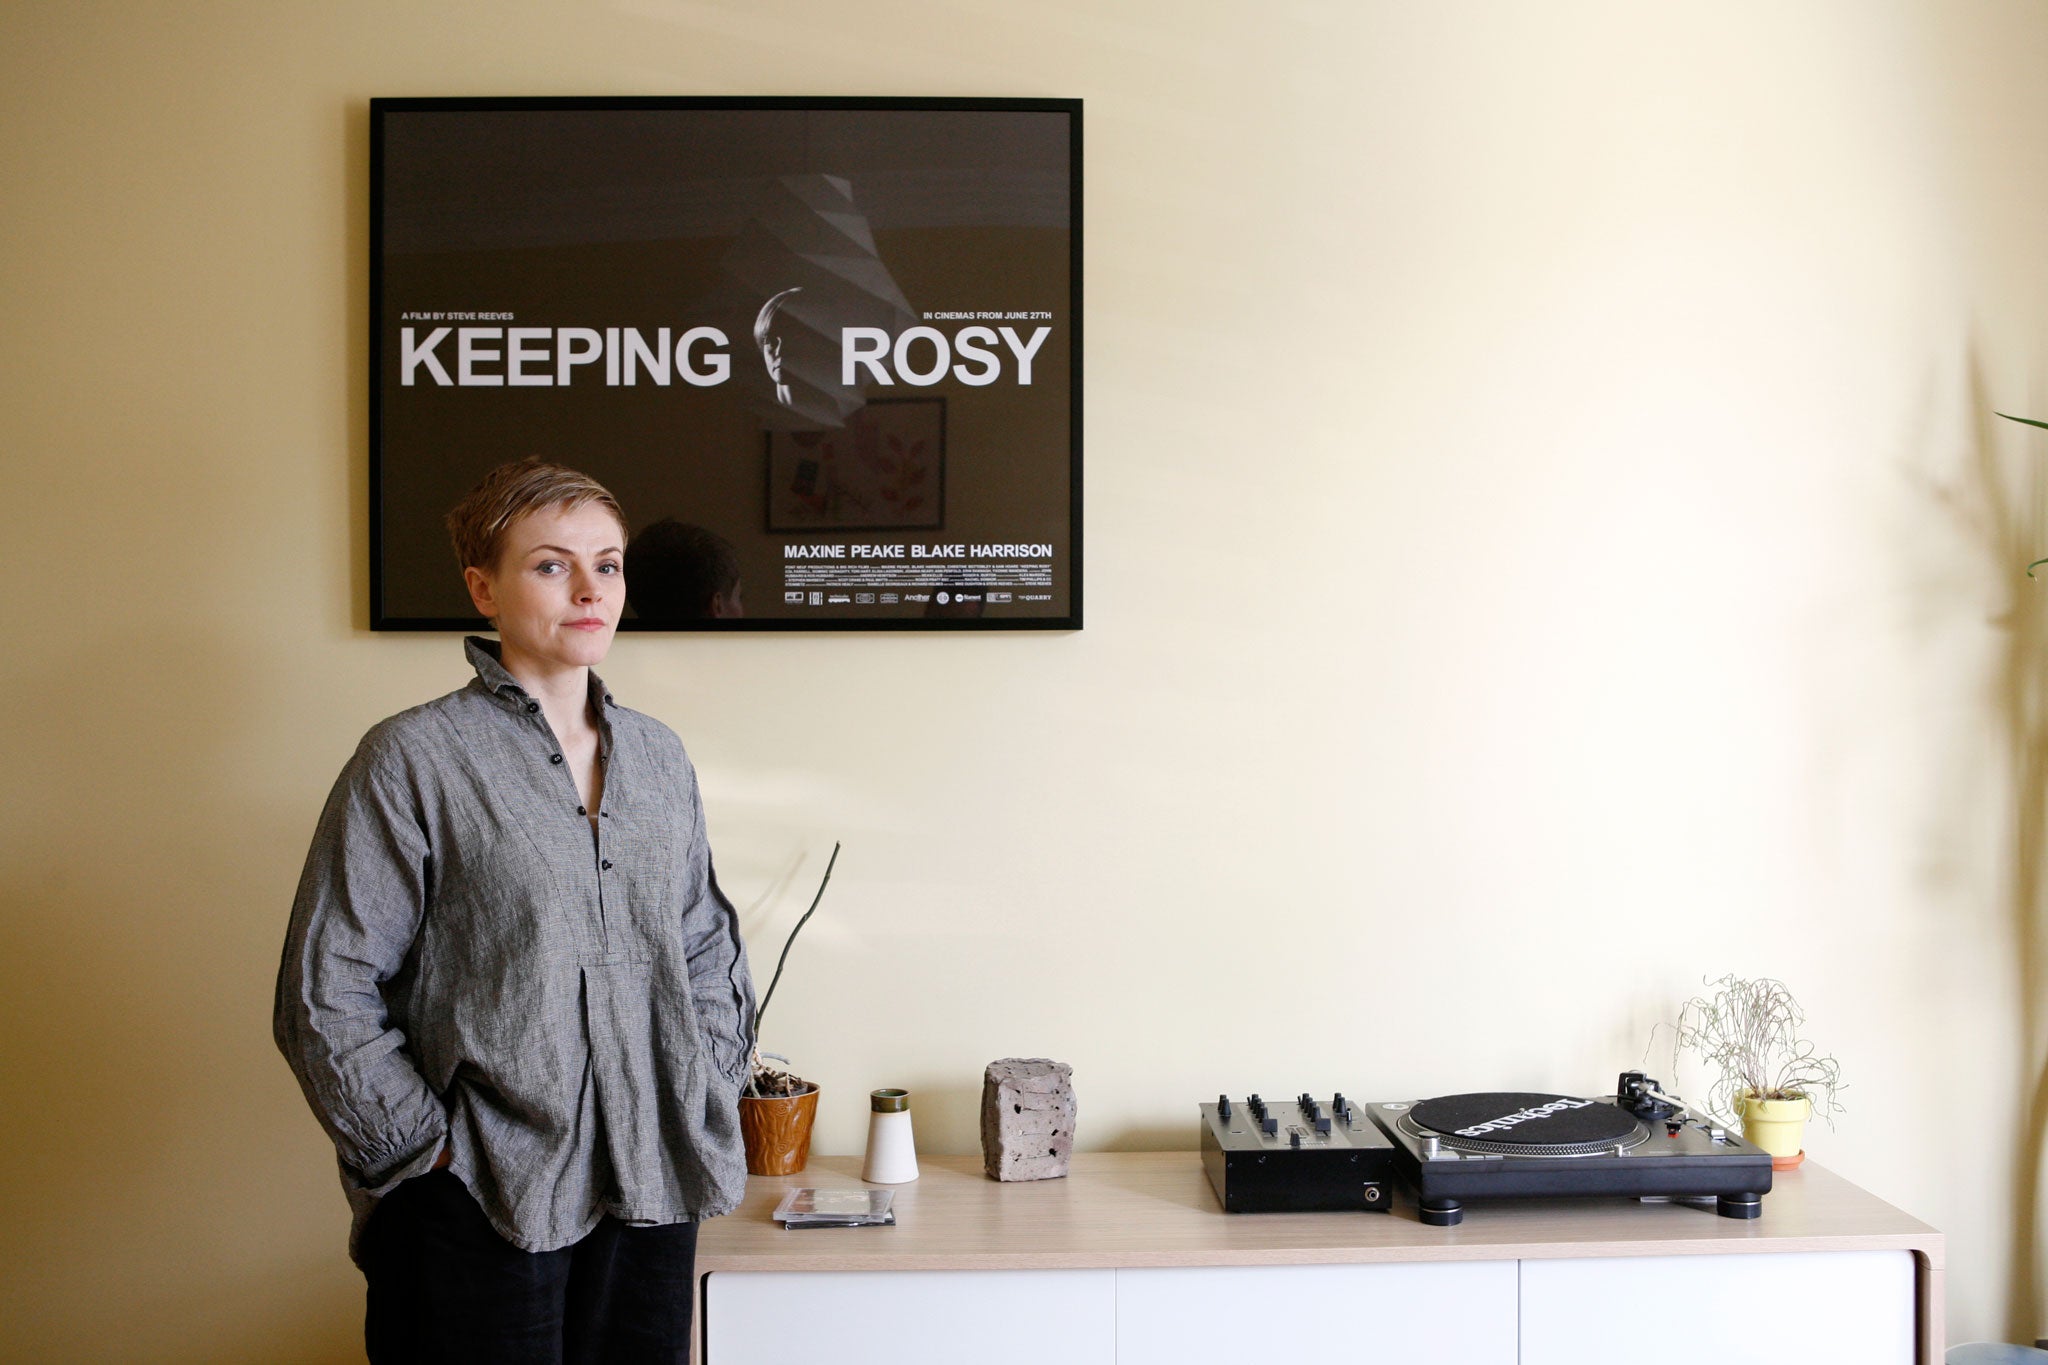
[1673,974,1845,1128]
[746,1053,811,1099]
[744,842,840,1099]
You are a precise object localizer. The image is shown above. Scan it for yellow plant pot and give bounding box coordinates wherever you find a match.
[1737,1092,1811,1165]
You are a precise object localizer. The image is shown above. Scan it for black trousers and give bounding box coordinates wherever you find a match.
[361,1170,698,1365]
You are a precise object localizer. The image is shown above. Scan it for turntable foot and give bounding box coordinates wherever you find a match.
[1419,1198,1463,1227]
[1716,1193,1763,1220]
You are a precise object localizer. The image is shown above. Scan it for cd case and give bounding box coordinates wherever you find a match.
[772,1187,897,1229]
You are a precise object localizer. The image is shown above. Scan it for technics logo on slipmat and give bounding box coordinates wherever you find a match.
[1454,1097,1595,1138]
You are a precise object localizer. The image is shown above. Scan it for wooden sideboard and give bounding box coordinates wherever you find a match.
[694,1152,1943,1363]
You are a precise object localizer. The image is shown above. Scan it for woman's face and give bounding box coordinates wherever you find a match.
[464,501,627,674]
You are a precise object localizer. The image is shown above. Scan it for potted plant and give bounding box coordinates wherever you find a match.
[736,843,839,1176]
[1671,974,1844,1169]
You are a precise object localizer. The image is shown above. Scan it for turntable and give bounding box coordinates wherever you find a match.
[1366,1072,1773,1226]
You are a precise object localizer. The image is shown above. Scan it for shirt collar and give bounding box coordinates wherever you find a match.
[463,635,617,711]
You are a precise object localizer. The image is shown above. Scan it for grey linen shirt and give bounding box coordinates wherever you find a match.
[275,637,755,1263]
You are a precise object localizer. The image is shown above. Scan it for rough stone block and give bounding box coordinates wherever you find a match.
[981,1058,1075,1181]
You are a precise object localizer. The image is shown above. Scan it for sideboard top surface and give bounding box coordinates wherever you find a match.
[695,1153,1942,1275]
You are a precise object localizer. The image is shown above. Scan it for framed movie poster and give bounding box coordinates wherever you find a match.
[369,97,1082,630]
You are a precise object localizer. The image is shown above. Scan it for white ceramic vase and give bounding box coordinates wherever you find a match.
[862,1088,920,1184]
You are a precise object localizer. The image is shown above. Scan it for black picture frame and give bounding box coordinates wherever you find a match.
[368,96,1082,632]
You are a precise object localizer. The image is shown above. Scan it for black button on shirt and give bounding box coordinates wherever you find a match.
[550,753,564,765]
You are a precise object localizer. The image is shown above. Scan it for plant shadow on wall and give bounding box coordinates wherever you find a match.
[1996,408,2048,1347]
[1922,387,2048,1345]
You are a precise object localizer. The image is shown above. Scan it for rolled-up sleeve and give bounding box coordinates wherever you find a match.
[273,747,447,1191]
[679,769,756,1084]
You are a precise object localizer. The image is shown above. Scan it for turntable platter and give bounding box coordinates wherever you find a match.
[1407,1092,1642,1154]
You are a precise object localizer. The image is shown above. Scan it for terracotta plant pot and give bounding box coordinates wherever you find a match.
[738,1084,819,1175]
[1737,1091,1810,1169]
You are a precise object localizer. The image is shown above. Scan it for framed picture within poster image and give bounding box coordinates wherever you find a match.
[766,398,944,531]
[369,96,1081,631]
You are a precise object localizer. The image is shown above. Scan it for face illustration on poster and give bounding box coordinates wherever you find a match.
[753,286,802,409]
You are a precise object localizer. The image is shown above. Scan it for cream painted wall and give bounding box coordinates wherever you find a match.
[5,1,2048,1358]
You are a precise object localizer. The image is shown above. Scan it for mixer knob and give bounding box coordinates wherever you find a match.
[1315,1116,1332,1135]
[1260,1116,1278,1135]
[1218,1094,1232,1119]
[1290,1131,1302,1150]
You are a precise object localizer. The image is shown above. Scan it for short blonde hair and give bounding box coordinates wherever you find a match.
[445,458,627,571]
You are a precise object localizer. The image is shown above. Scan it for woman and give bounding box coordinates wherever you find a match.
[275,458,754,1364]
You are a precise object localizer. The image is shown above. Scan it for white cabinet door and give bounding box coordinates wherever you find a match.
[1115,1261,1520,1364]
[703,1269,1116,1365]
[1519,1251,1915,1365]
